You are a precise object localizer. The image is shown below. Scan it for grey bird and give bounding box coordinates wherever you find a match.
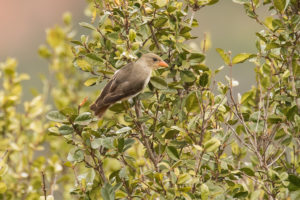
[90,53,168,118]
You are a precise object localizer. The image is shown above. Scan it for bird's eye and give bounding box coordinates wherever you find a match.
[153,58,158,62]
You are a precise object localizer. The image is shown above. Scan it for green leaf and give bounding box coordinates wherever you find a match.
[0,182,7,194]
[73,149,84,162]
[166,146,180,161]
[150,76,168,90]
[116,127,132,134]
[85,53,103,63]
[74,58,92,72]
[38,45,51,58]
[139,92,154,100]
[74,112,92,125]
[99,14,109,26]
[240,167,255,176]
[70,40,83,45]
[199,72,209,87]
[185,92,199,112]
[180,70,196,82]
[107,32,119,43]
[60,107,78,116]
[214,65,224,74]
[119,168,128,179]
[273,0,287,12]
[59,125,74,135]
[189,115,201,130]
[208,0,219,5]
[291,191,300,200]
[101,138,114,149]
[124,138,135,151]
[234,191,248,198]
[288,174,300,187]
[48,127,60,135]
[156,0,168,7]
[201,183,209,200]
[101,183,115,200]
[109,103,125,112]
[67,148,84,162]
[46,111,68,123]
[118,138,124,153]
[165,130,179,139]
[79,22,96,30]
[268,114,285,124]
[280,172,288,181]
[180,26,192,34]
[266,42,280,50]
[204,137,221,152]
[129,29,136,42]
[85,168,96,186]
[189,53,205,65]
[171,126,186,134]
[216,48,230,65]
[84,77,98,86]
[112,182,122,193]
[177,173,192,184]
[91,138,102,149]
[232,53,253,64]
[232,0,250,4]
[154,18,168,27]
[241,91,253,104]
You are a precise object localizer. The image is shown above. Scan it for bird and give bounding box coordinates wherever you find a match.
[90,53,168,118]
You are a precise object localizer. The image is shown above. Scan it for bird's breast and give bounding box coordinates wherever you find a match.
[143,72,151,89]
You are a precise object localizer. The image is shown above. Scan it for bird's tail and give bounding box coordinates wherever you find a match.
[90,103,110,118]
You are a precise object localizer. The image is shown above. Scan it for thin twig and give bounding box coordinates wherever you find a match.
[202,33,207,54]
[0,150,8,161]
[192,150,205,192]
[134,100,158,171]
[141,6,161,50]
[288,33,300,113]
[41,171,47,200]
[226,122,256,153]
[267,148,286,168]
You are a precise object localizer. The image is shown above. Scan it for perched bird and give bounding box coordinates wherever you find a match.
[90,53,168,118]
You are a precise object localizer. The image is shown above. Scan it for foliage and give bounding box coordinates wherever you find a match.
[0,58,65,200]
[0,0,299,199]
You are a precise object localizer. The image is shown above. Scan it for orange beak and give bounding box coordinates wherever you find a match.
[158,61,168,67]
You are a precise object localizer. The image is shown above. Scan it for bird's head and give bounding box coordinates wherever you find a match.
[139,53,168,70]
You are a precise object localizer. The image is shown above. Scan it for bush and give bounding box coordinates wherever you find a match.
[1,0,299,199]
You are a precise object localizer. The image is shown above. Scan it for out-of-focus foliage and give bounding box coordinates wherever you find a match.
[0,58,62,200]
[0,14,89,199]
[0,0,299,199]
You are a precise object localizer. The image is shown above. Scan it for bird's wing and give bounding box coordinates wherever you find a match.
[102,80,145,104]
[109,63,134,93]
[94,62,145,106]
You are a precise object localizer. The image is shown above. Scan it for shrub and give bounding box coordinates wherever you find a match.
[1,0,299,199]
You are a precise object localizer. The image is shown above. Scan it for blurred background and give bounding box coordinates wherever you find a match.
[0,0,265,100]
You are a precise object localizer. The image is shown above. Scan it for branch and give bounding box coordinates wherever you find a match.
[41,171,47,200]
[267,148,286,168]
[134,100,158,171]
[141,6,161,50]
[288,33,300,114]
[134,99,167,195]
[192,150,205,192]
